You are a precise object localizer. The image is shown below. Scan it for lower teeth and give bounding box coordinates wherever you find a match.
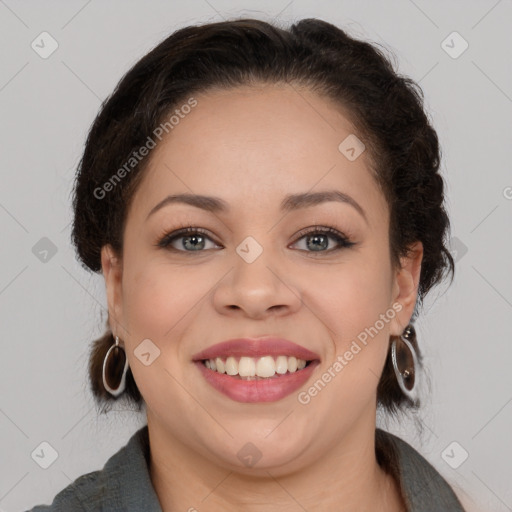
[238,374,281,380]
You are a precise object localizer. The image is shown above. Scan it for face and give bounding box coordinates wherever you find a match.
[102,83,422,475]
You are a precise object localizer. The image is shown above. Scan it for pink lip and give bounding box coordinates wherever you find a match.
[194,359,320,403]
[191,337,320,361]
[192,337,321,403]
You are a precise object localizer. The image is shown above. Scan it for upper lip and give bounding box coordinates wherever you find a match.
[192,337,320,361]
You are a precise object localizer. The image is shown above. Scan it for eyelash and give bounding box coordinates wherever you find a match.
[155,225,356,254]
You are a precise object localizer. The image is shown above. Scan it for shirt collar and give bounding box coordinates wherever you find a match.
[376,427,466,511]
[99,425,163,511]
[102,425,464,512]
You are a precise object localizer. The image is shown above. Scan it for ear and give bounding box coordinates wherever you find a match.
[100,244,125,339]
[389,241,423,337]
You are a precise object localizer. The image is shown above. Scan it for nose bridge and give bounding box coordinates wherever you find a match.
[233,233,282,295]
[213,231,301,317]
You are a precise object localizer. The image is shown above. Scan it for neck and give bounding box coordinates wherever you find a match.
[147,410,406,512]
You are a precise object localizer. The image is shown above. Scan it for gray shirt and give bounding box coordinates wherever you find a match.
[27,425,466,511]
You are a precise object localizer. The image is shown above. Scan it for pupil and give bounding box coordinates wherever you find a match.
[184,235,204,250]
[308,234,327,251]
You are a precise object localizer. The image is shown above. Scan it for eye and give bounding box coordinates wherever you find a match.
[155,225,355,254]
[156,226,220,252]
[290,226,355,254]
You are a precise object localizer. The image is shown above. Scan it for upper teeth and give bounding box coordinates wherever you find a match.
[204,355,307,377]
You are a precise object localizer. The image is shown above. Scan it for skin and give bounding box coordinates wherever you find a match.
[101,83,423,511]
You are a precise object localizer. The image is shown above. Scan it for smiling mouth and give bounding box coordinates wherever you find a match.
[201,355,314,380]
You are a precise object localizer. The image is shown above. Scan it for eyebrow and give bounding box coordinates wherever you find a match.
[146,190,368,223]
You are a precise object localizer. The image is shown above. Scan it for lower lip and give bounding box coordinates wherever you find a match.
[194,360,320,403]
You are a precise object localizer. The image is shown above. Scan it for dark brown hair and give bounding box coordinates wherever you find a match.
[71,18,454,415]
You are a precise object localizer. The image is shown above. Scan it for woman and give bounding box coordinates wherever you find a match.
[28,17,468,511]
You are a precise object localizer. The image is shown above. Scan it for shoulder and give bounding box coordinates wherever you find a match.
[26,425,162,512]
[25,470,105,511]
[376,428,468,512]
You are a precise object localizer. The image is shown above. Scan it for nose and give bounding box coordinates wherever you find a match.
[212,241,302,320]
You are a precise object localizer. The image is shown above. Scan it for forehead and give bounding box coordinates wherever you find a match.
[127,84,387,224]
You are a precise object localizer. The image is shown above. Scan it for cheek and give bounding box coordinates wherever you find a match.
[298,264,394,430]
[123,261,197,339]
[308,242,394,381]
[120,261,195,406]
[311,248,393,334]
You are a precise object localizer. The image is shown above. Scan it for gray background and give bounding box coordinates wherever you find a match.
[0,1,511,511]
